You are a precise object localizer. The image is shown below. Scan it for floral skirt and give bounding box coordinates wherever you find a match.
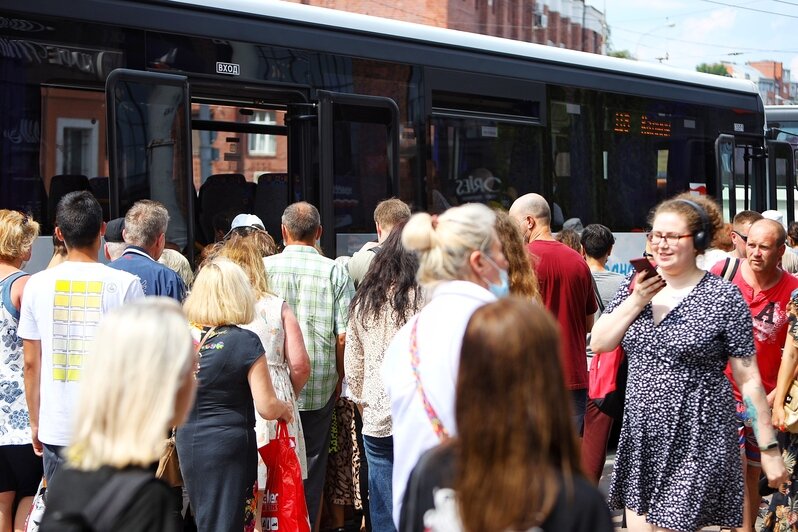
[761,433,798,532]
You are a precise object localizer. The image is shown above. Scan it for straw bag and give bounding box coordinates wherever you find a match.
[784,379,798,433]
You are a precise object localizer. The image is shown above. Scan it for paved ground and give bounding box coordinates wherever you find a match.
[600,452,762,531]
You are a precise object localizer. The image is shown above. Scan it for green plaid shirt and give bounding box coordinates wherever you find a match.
[264,245,354,410]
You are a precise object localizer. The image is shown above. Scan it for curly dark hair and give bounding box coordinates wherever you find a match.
[350,221,422,323]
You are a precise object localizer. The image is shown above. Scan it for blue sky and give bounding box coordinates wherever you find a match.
[597,0,798,74]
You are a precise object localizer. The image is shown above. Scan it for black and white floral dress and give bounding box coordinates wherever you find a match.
[606,273,755,532]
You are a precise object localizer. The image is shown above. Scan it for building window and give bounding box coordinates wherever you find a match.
[248,111,277,156]
[56,118,99,177]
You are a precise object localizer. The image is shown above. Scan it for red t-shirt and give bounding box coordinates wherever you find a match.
[710,259,798,397]
[528,240,598,390]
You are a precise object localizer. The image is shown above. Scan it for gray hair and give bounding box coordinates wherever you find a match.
[105,242,128,261]
[282,201,320,241]
[158,248,194,288]
[124,200,169,248]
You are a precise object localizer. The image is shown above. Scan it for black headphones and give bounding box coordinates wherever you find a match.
[674,199,711,251]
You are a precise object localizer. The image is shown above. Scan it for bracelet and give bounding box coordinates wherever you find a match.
[759,441,779,452]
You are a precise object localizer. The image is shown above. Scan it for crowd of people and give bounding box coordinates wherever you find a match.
[4,188,798,532]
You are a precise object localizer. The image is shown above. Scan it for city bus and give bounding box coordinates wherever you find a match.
[2,0,793,272]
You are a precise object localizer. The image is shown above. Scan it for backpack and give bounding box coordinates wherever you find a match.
[718,257,740,282]
[587,277,636,419]
[41,470,154,532]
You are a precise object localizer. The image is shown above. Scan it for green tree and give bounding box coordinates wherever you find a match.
[609,50,634,60]
[696,63,731,77]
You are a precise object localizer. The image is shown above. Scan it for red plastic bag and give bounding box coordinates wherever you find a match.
[587,278,635,420]
[258,421,311,532]
[588,344,627,419]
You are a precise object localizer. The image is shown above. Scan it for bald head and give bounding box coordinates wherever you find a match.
[508,193,555,243]
[746,218,787,275]
[509,193,551,225]
[749,218,787,247]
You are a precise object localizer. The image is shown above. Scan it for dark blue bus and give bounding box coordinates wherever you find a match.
[2,0,791,270]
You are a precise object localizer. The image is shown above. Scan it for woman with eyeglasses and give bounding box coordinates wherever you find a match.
[591,193,786,532]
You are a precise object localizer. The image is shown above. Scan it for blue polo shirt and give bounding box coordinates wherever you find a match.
[108,246,186,302]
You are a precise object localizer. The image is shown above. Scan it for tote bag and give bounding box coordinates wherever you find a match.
[258,421,310,532]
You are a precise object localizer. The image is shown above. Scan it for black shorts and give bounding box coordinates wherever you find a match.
[0,444,43,496]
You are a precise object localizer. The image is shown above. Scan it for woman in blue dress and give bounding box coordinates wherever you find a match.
[179,258,293,532]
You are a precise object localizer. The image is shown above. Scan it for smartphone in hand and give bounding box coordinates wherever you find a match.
[629,257,659,281]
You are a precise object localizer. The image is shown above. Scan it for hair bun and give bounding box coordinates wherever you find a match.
[402,212,437,252]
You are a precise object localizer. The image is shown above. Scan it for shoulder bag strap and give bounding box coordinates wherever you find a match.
[410,318,450,441]
[590,274,605,314]
[84,470,154,532]
[724,258,740,281]
[197,326,217,352]
[719,257,740,281]
[192,326,217,381]
[720,257,730,278]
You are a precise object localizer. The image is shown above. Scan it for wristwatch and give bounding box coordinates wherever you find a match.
[759,441,779,452]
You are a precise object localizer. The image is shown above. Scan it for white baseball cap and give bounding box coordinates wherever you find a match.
[224,214,266,238]
[762,210,786,228]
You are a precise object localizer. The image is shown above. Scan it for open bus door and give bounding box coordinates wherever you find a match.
[106,69,195,264]
[317,91,399,257]
[766,138,797,226]
[715,133,768,222]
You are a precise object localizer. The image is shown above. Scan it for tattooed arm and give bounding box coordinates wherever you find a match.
[731,354,788,488]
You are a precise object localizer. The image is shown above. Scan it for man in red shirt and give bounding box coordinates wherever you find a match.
[509,193,598,433]
[710,218,798,531]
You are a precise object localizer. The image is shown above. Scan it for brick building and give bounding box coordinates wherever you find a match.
[724,60,794,105]
[288,0,606,54]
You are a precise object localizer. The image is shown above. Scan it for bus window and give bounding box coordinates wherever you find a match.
[106,69,193,255]
[767,139,796,224]
[318,92,399,257]
[190,103,288,244]
[428,116,542,214]
[40,88,110,228]
[550,98,598,230]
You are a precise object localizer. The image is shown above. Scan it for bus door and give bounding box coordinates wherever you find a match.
[189,98,293,247]
[765,135,797,225]
[714,133,767,222]
[106,69,194,262]
[317,91,399,257]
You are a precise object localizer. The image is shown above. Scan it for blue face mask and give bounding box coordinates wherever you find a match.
[482,255,510,299]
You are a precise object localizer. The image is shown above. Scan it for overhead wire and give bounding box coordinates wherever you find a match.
[610,25,798,54]
[695,0,798,19]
